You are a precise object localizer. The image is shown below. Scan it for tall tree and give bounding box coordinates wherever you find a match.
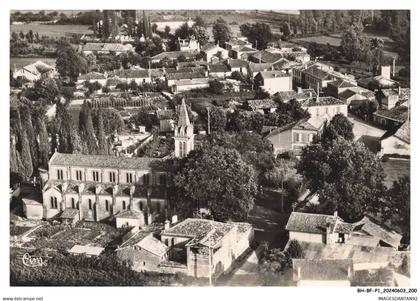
[19,105,39,171]
[79,101,97,155]
[240,23,273,50]
[297,137,386,221]
[95,109,109,155]
[212,18,231,47]
[321,113,354,144]
[55,102,74,153]
[174,146,257,221]
[56,46,88,81]
[32,105,50,168]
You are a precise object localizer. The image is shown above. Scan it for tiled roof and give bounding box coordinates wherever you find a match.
[328,79,356,89]
[251,50,283,64]
[293,259,352,281]
[156,109,175,120]
[151,50,198,61]
[353,216,402,249]
[285,212,341,234]
[248,62,272,73]
[265,119,318,138]
[166,70,206,80]
[381,88,410,102]
[174,78,210,86]
[201,43,219,52]
[166,67,205,74]
[113,69,150,79]
[246,99,278,110]
[374,106,408,122]
[228,59,248,68]
[82,43,129,53]
[78,72,106,81]
[209,64,229,73]
[338,89,359,100]
[237,46,257,52]
[302,96,346,107]
[69,245,104,256]
[303,65,334,80]
[393,121,410,144]
[275,89,316,102]
[162,218,235,248]
[137,235,168,257]
[50,152,161,170]
[115,209,144,219]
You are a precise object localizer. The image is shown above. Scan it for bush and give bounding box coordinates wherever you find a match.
[285,239,304,259]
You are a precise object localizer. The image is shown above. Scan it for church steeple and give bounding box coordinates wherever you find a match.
[174,99,194,158]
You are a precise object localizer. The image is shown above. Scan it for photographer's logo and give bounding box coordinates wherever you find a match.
[20,253,50,268]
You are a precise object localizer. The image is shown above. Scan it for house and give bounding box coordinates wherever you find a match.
[248,62,273,78]
[231,45,258,60]
[226,59,248,76]
[160,218,254,278]
[225,38,253,52]
[208,64,231,78]
[263,119,319,155]
[68,245,105,257]
[12,60,56,82]
[254,71,292,95]
[22,197,43,220]
[115,209,145,228]
[293,259,353,286]
[338,89,369,106]
[274,88,316,103]
[285,212,402,249]
[249,50,284,65]
[177,36,200,52]
[77,72,107,86]
[245,99,278,114]
[326,79,357,98]
[301,65,335,91]
[265,46,310,63]
[80,43,133,55]
[165,69,207,87]
[60,208,80,225]
[379,88,410,110]
[301,96,348,127]
[201,44,229,62]
[116,230,169,272]
[373,105,408,129]
[357,66,398,89]
[112,69,152,85]
[171,78,211,93]
[150,50,198,64]
[380,121,410,157]
[42,152,169,223]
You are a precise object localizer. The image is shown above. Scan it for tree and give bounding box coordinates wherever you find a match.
[285,240,304,259]
[191,25,209,46]
[321,113,354,144]
[56,46,89,81]
[174,22,192,40]
[297,137,386,221]
[25,78,60,103]
[240,23,273,50]
[194,16,205,27]
[282,22,291,40]
[258,248,292,285]
[20,105,38,171]
[212,18,231,47]
[95,109,109,155]
[340,23,369,62]
[174,146,257,221]
[208,79,224,95]
[19,125,33,179]
[381,176,410,244]
[208,106,227,133]
[32,105,50,168]
[78,101,97,155]
[55,102,74,153]
[164,25,171,36]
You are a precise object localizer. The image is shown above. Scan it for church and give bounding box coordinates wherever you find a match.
[41,99,194,226]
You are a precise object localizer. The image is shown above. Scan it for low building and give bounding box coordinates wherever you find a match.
[177,36,200,52]
[156,109,176,132]
[80,43,133,55]
[160,218,254,278]
[231,46,258,60]
[248,62,273,78]
[150,51,198,64]
[77,72,107,86]
[68,245,105,257]
[293,259,353,286]
[112,69,152,85]
[301,97,348,124]
[165,69,207,87]
[249,50,283,65]
[373,106,408,129]
[254,71,292,95]
[326,79,357,98]
[264,119,319,155]
[171,78,211,93]
[286,212,402,249]
[59,208,80,225]
[274,88,316,103]
[380,121,410,157]
[115,209,145,228]
[227,59,249,76]
[116,230,169,272]
[379,88,410,110]
[245,99,278,114]
[201,44,229,63]
[22,198,43,220]
[12,60,56,82]
[208,64,231,78]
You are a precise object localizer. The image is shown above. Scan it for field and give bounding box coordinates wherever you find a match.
[10,57,56,69]
[382,159,410,188]
[10,23,92,38]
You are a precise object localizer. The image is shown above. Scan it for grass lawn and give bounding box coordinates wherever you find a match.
[382,159,410,188]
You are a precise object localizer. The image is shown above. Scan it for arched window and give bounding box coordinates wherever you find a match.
[88,199,92,210]
[122,201,126,210]
[140,202,143,211]
[71,198,75,209]
[105,200,109,211]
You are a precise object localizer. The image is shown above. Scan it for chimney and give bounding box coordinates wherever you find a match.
[333,210,338,217]
[164,219,170,230]
[95,184,101,195]
[297,87,302,93]
[171,215,178,224]
[297,266,301,280]
[130,185,135,197]
[113,184,119,196]
[398,86,401,96]
[347,266,352,278]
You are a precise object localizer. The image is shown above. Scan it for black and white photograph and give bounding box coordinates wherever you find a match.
[2,2,417,300]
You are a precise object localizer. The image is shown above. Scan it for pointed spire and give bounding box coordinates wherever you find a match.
[178,98,190,126]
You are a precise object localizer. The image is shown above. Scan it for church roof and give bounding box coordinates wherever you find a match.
[178,98,190,127]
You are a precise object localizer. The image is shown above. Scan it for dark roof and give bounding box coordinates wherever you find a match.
[60,209,79,219]
[302,96,346,107]
[251,50,283,64]
[265,119,318,137]
[78,72,106,81]
[115,209,143,219]
[201,43,219,52]
[166,70,206,80]
[328,79,356,89]
[82,43,128,52]
[374,106,408,122]
[50,152,161,170]
[228,59,249,68]
[381,88,410,102]
[285,212,341,234]
[246,99,278,110]
[113,69,150,79]
[303,65,334,80]
[293,259,352,281]
[209,64,229,73]
[236,46,258,53]
[156,109,175,120]
[275,89,315,102]
[338,89,359,100]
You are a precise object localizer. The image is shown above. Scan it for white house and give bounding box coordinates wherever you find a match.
[201,44,229,62]
[254,71,292,95]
